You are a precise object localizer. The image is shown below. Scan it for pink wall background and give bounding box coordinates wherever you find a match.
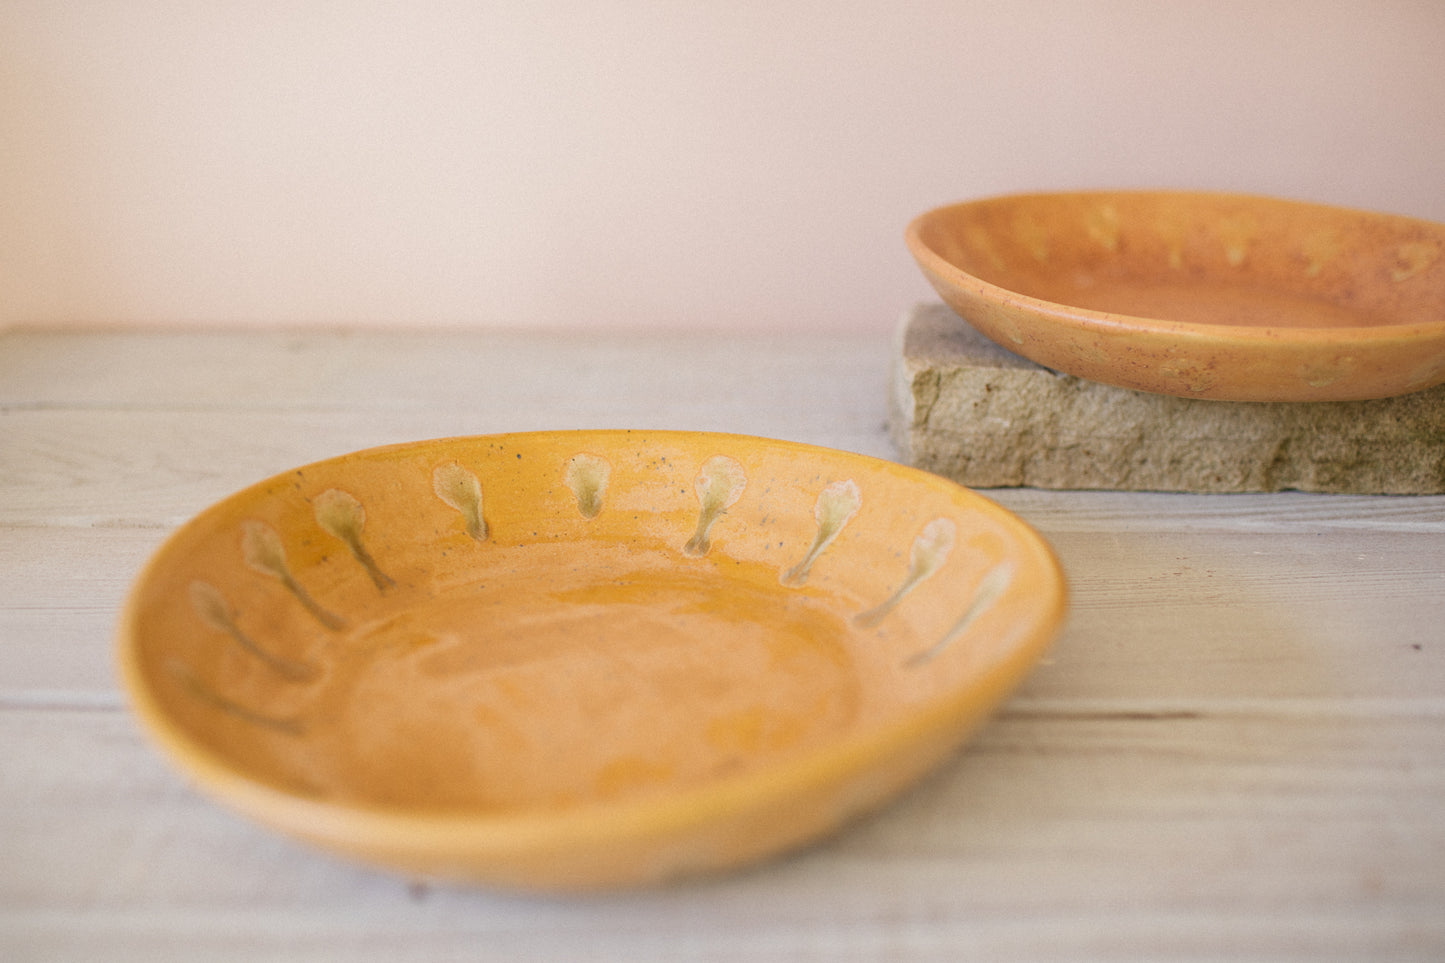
[3,1,1443,332]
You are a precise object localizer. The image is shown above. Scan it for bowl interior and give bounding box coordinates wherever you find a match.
[121,432,1064,820]
[911,191,1445,331]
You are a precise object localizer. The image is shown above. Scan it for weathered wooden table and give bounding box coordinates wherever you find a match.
[3,327,1442,961]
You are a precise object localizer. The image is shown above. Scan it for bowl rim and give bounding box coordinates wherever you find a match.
[116,429,1068,865]
[905,189,1445,346]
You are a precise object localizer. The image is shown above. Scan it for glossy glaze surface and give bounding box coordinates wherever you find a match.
[118,431,1065,889]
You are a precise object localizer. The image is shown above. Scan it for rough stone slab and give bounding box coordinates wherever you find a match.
[890,303,1445,493]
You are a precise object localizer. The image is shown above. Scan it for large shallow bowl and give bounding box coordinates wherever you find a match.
[118,431,1066,890]
[907,191,1445,401]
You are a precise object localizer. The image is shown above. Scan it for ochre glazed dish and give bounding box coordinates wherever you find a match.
[906,191,1445,401]
[118,431,1066,890]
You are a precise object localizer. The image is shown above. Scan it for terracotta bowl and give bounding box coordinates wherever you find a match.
[118,431,1066,890]
[906,191,1445,401]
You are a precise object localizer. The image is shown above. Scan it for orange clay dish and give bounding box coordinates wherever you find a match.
[907,191,1445,401]
[117,431,1066,890]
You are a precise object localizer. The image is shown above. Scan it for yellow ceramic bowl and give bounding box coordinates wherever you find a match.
[907,191,1445,401]
[118,431,1065,890]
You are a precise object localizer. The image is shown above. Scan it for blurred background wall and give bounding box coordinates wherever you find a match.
[3,0,1442,332]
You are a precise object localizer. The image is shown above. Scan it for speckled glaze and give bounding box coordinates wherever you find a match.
[117,431,1066,890]
[906,191,1445,401]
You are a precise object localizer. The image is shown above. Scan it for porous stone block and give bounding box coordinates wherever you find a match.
[890,303,1445,493]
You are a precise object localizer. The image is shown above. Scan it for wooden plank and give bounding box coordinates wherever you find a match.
[5,329,1445,962]
[5,401,1439,532]
[0,328,896,527]
[5,524,1443,703]
[6,405,1443,534]
[5,328,1443,534]
[0,526,162,699]
[0,329,896,417]
[2,707,1441,961]
[991,488,1445,535]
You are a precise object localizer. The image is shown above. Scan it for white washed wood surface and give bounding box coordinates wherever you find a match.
[2,328,1443,962]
